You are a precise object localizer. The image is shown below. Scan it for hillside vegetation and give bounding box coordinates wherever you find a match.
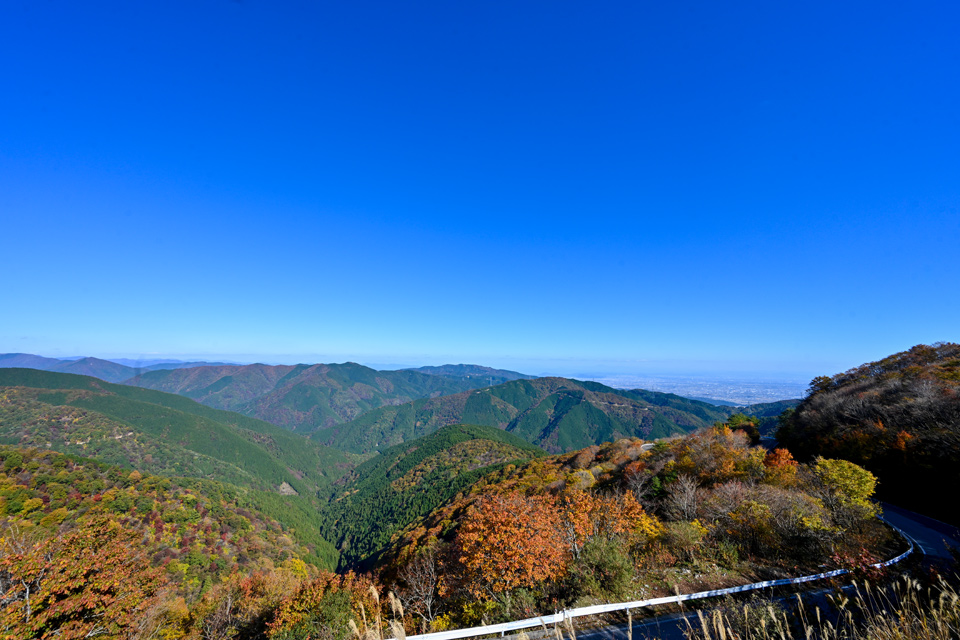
[0,354,142,383]
[0,368,352,495]
[0,446,328,584]
[778,342,960,524]
[404,364,534,385]
[320,424,544,568]
[0,445,367,638]
[381,427,893,631]
[324,377,732,453]
[125,362,503,431]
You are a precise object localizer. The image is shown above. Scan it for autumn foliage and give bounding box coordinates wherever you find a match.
[456,492,567,596]
[1,518,163,639]
[779,342,960,523]
[267,571,377,640]
[385,428,887,630]
[0,420,891,639]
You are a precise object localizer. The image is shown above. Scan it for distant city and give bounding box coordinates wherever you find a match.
[582,375,807,406]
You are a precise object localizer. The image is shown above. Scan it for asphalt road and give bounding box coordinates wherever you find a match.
[880,502,960,562]
[572,504,959,640]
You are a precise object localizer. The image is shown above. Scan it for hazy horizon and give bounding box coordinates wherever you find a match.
[2,348,813,404]
[5,347,851,383]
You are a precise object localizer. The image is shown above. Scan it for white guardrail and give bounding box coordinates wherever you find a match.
[393,522,915,640]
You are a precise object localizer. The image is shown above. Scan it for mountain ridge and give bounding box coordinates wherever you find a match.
[0,353,236,382]
[124,361,516,431]
[322,376,734,453]
[403,364,534,384]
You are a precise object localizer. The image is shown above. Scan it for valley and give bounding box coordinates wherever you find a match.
[0,345,955,639]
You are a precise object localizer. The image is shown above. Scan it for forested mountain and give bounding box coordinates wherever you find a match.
[777,342,960,524]
[0,353,232,382]
[125,362,504,432]
[620,389,736,423]
[0,368,351,496]
[0,445,353,636]
[0,445,323,586]
[320,423,543,568]
[741,399,800,417]
[736,399,800,435]
[0,353,69,370]
[404,364,534,384]
[0,354,138,382]
[323,377,732,454]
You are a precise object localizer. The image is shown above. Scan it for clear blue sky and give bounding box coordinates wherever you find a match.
[2,1,958,380]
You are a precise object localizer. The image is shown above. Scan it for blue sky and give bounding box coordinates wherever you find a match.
[1,1,958,380]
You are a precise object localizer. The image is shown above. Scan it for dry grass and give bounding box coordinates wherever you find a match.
[682,575,960,640]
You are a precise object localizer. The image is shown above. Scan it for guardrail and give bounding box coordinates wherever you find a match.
[392,523,915,640]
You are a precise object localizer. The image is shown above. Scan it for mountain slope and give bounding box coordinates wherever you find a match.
[0,368,351,495]
[619,388,740,423]
[377,428,891,618]
[740,399,800,417]
[320,423,544,567]
[0,353,69,370]
[125,362,503,431]
[52,356,140,382]
[0,444,339,575]
[404,364,534,385]
[0,354,138,382]
[777,342,960,524]
[323,377,732,454]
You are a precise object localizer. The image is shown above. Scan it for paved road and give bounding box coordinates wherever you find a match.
[573,504,959,640]
[880,502,960,562]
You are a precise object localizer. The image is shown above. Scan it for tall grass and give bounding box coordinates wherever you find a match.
[682,575,960,640]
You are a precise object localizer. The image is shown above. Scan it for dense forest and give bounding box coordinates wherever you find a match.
[0,369,352,495]
[124,362,501,431]
[324,377,734,453]
[319,424,544,568]
[0,429,893,639]
[778,342,960,524]
[0,446,345,637]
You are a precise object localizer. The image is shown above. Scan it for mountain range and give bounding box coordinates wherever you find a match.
[402,363,534,384]
[124,362,509,431]
[322,377,735,453]
[0,353,227,383]
[0,345,929,638]
[2,354,797,456]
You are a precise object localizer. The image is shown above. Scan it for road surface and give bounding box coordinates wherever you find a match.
[880,502,960,562]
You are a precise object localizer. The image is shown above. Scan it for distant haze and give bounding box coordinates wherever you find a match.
[23,352,820,384]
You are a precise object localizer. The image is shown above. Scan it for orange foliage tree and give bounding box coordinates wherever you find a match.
[455,492,567,599]
[0,518,165,640]
[672,425,766,486]
[559,490,661,559]
[763,448,800,486]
